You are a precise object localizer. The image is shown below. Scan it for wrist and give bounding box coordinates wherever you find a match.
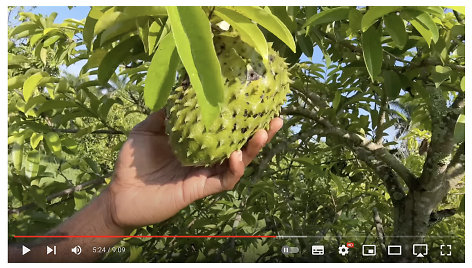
[99,187,128,235]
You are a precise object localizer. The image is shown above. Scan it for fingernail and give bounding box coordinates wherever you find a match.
[237,150,243,161]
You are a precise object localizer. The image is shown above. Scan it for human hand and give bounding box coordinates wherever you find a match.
[106,109,283,230]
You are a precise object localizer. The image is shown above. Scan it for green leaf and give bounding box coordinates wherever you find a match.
[230,6,296,52]
[29,33,43,47]
[384,13,407,48]
[460,76,465,91]
[333,91,341,110]
[25,150,40,179]
[81,48,108,74]
[98,98,121,120]
[143,33,180,111]
[45,132,62,157]
[361,25,383,81]
[9,22,38,37]
[8,53,29,66]
[297,33,313,59]
[22,72,44,102]
[74,191,89,211]
[430,66,451,88]
[348,8,363,33]
[94,9,123,36]
[414,12,439,43]
[268,6,296,32]
[241,211,257,226]
[404,10,439,47]
[137,19,150,54]
[30,132,43,149]
[454,114,465,143]
[303,6,350,28]
[147,21,163,55]
[214,7,268,60]
[361,6,400,32]
[37,100,77,115]
[62,137,78,154]
[11,135,24,171]
[83,7,105,50]
[122,6,167,17]
[95,7,167,37]
[98,35,143,85]
[167,6,224,126]
[458,195,465,213]
[43,35,61,47]
[8,75,27,90]
[383,70,401,99]
[40,48,48,65]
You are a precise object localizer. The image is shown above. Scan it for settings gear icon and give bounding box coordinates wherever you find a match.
[338,245,349,256]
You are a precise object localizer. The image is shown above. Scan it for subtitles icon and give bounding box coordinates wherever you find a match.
[311,245,324,256]
[387,245,402,256]
[413,244,428,258]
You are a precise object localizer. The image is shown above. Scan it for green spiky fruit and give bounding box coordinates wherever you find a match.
[166,31,290,166]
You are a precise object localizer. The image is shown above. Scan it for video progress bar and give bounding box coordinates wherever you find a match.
[13,235,277,238]
[13,235,460,239]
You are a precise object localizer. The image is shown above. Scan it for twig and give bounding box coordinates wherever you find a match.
[8,173,112,215]
[52,128,124,135]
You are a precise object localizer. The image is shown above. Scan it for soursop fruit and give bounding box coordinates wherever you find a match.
[166,31,290,166]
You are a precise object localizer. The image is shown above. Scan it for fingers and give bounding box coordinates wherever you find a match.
[266,117,283,144]
[131,109,166,134]
[223,150,245,190]
[241,117,283,166]
[242,130,268,166]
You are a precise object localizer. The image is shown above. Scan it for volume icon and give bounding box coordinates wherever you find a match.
[71,245,82,255]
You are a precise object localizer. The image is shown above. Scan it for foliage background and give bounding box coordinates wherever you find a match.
[7,6,465,262]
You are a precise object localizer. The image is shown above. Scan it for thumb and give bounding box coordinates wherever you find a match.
[131,109,166,134]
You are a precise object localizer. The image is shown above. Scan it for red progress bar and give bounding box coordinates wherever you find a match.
[13,235,277,238]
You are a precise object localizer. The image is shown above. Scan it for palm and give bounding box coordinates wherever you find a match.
[108,110,282,228]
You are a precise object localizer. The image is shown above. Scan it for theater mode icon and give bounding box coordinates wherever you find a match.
[387,245,402,256]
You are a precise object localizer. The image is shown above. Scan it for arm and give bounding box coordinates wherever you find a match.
[9,189,124,262]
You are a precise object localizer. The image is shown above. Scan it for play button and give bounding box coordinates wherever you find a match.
[22,245,30,255]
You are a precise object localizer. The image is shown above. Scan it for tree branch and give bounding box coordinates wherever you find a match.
[429,208,457,226]
[373,207,386,256]
[282,106,417,191]
[8,173,112,215]
[419,87,460,191]
[52,128,125,135]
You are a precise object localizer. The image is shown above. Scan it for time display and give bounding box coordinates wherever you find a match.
[92,246,126,254]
